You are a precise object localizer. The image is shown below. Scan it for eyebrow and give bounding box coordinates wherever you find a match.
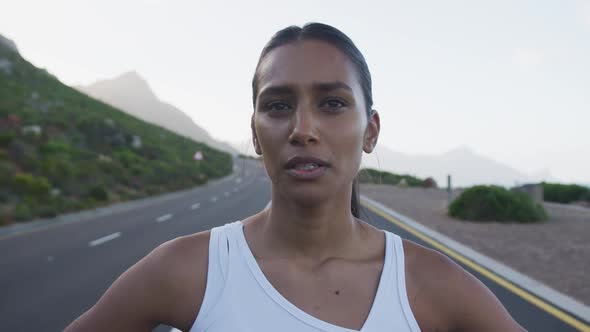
[312,81,353,93]
[258,81,353,98]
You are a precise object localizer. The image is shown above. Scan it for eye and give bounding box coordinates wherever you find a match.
[320,97,348,111]
[262,101,292,113]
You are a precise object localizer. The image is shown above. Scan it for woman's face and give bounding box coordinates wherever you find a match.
[252,39,379,204]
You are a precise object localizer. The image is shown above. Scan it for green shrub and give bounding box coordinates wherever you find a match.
[113,149,143,168]
[14,202,33,221]
[41,156,73,182]
[0,133,15,146]
[37,204,58,218]
[88,185,108,201]
[40,139,72,154]
[449,185,547,223]
[0,161,16,184]
[542,182,590,204]
[13,173,51,197]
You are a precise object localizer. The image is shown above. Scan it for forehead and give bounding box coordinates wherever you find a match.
[257,39,360,92]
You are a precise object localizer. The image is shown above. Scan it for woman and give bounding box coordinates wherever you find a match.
[66,23,525,331]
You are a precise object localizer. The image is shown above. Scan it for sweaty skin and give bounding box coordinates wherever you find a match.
[65,40,526,332]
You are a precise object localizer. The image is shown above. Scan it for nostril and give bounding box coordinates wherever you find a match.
[288,132,319,145]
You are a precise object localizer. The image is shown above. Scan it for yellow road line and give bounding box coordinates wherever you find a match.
[363,202,590,332]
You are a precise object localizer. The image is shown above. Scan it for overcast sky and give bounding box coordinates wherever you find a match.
[1,0,589,184]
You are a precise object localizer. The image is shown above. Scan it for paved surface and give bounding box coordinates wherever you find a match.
[361,184,590,306]
[0,159,587,331]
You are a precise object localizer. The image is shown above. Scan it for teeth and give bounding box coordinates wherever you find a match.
[294,163,319,170]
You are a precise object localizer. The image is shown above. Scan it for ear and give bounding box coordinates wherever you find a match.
[251,114,262,155]
[363,110,380,153]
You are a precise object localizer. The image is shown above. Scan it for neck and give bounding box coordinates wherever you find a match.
[261,184,364,263]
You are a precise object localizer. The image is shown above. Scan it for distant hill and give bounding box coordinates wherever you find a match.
[0,34,232,224]
[76,72,237,154]
[362,145,544,187]
[0,34,18,53]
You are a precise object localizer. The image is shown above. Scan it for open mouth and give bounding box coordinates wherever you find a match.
[287,163,328,180]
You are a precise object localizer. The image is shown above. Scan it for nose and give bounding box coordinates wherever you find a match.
[288,106,319,146]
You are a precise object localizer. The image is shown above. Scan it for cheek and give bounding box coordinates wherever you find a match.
[325,115,366,171]
[330,114,365,151]
[254,116,288,177]
[255,116,287,153]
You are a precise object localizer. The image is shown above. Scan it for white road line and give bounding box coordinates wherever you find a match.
[89,232,121,247]
[233,188,239,193]
[211,196,218,202]
[224,192,230,197]
[156,214,173,223]
[169,328,181,332]
[190,203,201,210]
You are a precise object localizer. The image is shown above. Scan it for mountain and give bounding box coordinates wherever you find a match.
[0,34,18,53]
[76,72,237,154]
[361,145,539,187]
[0,34,232,224]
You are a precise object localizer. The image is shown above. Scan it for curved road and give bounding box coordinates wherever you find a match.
[0,159,587,331]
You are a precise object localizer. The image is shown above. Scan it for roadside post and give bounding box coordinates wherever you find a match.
[447,174,452,204]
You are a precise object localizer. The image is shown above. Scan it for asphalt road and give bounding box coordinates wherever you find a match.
[0,159,586,331]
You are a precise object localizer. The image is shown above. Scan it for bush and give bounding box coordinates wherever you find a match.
[40,139,72,154]
[0,161,16,184]
[14,202,33,221]
[0,133,15,146]
[13,173,51,197]
[449,185,547,223]
[37,204,58,218]
[88,185,108,201]
[542,182,590,204]
[113,149,143,168]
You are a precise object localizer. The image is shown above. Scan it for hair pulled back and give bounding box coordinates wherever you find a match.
[252,22,374,218]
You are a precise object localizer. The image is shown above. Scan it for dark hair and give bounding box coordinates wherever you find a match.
[252,22,374,219]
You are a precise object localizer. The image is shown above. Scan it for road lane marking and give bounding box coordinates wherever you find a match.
[190,203,201,210]
[233,188,239,193]
[156,214,173,223]
[361,197,590,331]
[89,232,121,247]
[211,196,218,202]
[224,192,230,197]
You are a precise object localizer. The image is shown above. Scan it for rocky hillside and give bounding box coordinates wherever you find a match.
[0,34,232,224]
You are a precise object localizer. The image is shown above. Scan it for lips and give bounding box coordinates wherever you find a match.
[284,156,330,169]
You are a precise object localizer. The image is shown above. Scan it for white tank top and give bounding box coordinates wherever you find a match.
[188,220,421,332]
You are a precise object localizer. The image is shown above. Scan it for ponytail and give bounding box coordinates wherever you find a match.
[351,177,360,218]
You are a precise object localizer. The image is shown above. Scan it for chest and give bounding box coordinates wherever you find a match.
[256,258,383,330]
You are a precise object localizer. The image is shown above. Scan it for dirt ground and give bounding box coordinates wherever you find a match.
[360,184,590,305]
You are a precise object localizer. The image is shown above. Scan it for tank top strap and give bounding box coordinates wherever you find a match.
[391,232,421,332]
[189,221,236,331]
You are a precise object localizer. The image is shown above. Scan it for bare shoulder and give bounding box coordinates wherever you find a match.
[402,239,526,332]
[65,230,211,332]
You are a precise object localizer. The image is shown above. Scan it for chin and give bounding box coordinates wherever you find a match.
[278,185,334,207]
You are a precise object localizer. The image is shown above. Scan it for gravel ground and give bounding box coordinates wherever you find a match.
[361,184,590,305]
